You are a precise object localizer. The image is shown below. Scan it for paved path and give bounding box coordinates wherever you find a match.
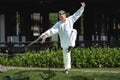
[1,66,120,73]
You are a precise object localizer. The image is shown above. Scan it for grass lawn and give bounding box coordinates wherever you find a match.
[0,68,120,80]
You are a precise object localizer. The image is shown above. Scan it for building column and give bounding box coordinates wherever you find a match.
[41,12,49,41]
[0,14,5,46]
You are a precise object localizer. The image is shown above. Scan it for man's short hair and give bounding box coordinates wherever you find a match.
[58,10,66,15]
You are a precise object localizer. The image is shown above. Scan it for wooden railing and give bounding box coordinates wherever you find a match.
[0,40,120,54]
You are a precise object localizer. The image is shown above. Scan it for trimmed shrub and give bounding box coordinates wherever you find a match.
[0,47,120,68]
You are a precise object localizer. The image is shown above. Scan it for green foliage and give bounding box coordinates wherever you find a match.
[0,47,120,68]
[71,47,120,68]
[49,13,58,26]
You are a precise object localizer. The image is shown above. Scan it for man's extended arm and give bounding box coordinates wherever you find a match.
[70,2,86,23]
[38,22,59,40]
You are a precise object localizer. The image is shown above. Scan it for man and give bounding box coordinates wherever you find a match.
[39,2,85,74]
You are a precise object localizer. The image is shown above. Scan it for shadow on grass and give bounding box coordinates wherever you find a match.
[94,73,120,80]
[3,69,56,80]
[3,75,29,80]
[70,75,94,80]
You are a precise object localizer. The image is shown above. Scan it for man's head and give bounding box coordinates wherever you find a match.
[58,10,66,22]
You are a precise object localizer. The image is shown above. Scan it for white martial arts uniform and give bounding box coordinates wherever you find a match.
[41,6,84,70]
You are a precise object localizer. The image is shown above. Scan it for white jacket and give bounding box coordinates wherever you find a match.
[42,6,84,48]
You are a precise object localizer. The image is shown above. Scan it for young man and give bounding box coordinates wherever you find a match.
[39,2,85,74]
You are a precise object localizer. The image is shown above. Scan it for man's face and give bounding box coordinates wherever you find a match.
[58,14,66,22]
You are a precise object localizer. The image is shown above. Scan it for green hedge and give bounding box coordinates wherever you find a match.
[0,47,120,68]
[71,47,120,68]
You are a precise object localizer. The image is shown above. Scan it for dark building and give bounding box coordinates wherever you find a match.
[0,0,120,53]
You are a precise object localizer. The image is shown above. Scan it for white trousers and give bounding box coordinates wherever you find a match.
[63,48,71,70]
[62,29,77,70]
[69,29,77,47]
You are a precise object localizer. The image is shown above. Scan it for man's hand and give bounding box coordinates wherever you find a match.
[38,34,45,40]
[81,2,86,8]
[38,34,46,43]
